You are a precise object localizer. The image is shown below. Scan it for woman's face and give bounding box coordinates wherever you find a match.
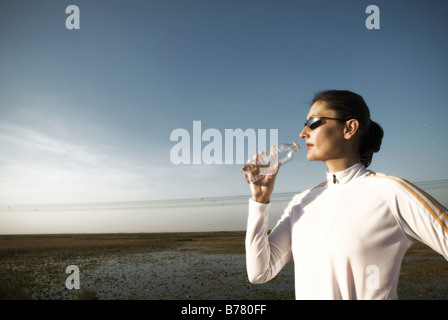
[299,101,348,163]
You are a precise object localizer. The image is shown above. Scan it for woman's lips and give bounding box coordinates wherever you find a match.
[306,143,313,150]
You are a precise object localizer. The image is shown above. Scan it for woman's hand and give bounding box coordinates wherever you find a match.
[242,147,281,204]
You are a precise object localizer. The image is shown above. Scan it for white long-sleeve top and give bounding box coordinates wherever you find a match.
[245,163,448,299]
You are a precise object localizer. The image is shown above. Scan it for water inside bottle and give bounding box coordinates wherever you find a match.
[241,142,300,184]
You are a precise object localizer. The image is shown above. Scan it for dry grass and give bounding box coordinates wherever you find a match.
[0,231,245,260]
[0,269,33,300]
[72,287,99,300]
[0,231,246,300]
[397,242,448,299]
[0,232,446,300]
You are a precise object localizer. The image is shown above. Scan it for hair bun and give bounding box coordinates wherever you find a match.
[369,121,383,153]
[360,120,384,167]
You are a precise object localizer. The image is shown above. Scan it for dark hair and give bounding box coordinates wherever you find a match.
[312,90,384,168]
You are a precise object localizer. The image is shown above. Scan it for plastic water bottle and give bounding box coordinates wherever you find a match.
[241,141,300,183]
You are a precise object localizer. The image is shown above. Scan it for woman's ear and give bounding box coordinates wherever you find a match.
[344,119,360,140]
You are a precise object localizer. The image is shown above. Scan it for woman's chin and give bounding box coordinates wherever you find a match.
[306,152,316,161]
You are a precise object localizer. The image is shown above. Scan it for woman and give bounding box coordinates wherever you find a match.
[244,90,448,299]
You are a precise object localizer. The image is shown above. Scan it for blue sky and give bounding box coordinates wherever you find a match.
[0,0,447,234]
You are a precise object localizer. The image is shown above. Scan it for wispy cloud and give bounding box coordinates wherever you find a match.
[0,123,165,205]
[0,124,108,165]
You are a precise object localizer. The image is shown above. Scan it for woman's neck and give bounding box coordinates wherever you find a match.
[325,156,361,173]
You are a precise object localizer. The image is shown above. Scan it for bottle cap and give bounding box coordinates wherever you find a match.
[291,141,300,151]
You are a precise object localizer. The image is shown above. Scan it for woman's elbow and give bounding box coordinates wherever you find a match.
[247,272,268,284]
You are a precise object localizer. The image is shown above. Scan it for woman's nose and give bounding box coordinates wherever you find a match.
[300,126,309,139]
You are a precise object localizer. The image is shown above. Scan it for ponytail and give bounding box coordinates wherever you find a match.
[360,120,384,167]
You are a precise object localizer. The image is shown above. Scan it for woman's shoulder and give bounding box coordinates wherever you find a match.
[365,170,408,183]
[363,170,418,192]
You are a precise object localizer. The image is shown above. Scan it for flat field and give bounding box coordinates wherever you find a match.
[0,231,447,300]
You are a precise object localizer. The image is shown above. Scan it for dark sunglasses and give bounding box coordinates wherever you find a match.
[304,117,346,130]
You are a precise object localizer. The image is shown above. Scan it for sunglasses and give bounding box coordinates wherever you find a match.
[304,117,346,130]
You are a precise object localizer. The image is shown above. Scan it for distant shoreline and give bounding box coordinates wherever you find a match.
[0,230,247,237]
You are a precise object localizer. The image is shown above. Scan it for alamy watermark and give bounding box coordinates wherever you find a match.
[65,265,80,290]
[365,264,380,290]
[170,121,278,166]
[65,5,80,30]
[64,5,379,31]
